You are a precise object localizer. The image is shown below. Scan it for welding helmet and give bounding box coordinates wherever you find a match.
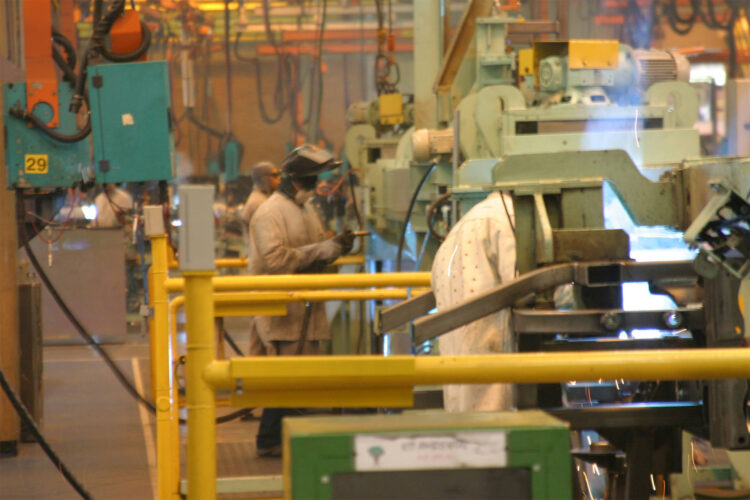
[281,145,341,180]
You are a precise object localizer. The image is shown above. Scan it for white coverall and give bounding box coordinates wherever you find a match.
[430,192,516,412]
[243,188,271,356]
[242,189,268,229]
[247,191,342,353]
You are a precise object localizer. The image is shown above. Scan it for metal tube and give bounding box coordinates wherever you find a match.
[170,255,366,270]
[165,272,431,293]
[150,235,179,500]
[203,348,750,393]
[412,349,750,384]
[184,271,217,500]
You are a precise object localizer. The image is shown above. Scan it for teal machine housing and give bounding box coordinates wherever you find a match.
[3,82,92,188]
[87,61,175,183]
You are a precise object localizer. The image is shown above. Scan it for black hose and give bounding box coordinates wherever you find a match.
[348,171,363,229]
[10,106,92,143]
[52,45,78,86]
[19,192,250,426]
[186,108,226,139]
[224,330,245,356]
[17,192,157,413]
[52,30,77,71]
[396,162,437,272]
[100,20,152,63]
[71,0,126,114]
[0,366,93,500]
[426,192,451,243]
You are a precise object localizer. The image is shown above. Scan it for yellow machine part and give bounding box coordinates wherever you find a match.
[568,40,619,69]
[518,48,534,76]
[533,40,619,79]
[379,93,404,125]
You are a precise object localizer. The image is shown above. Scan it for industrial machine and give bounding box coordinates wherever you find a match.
[351,4,750,499]
[3,1,174,190]
[284,410,571,500]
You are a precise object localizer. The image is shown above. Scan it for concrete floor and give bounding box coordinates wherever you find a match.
[0,327,282,499]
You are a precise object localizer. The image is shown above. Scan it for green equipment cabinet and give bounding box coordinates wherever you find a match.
[87,61,175,183]
[283,410,572,500]
[3,82,92,188]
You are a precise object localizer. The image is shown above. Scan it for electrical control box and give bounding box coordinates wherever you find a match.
[3,82,92,188]
[87,61,175,183]
[283,410,572,500]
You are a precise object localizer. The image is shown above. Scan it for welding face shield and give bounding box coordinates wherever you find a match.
[281,145,341,179]
[281,145,341,204]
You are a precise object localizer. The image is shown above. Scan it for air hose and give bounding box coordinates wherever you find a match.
[0,366,92,499]
[396,162,437,272]
[17,192,250,424]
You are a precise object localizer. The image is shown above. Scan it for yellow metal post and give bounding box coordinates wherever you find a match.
[151,234,179,500]
[144,205,180,500]
[179,185,218,500]
[184,271,217,500]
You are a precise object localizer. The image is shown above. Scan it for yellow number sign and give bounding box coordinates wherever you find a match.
[25,154,49,174]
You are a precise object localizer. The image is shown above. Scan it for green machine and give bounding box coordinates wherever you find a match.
[283,410,571,500]
[87,61,175,183]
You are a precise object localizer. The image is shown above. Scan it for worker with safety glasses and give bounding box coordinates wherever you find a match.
[246,145,354,457]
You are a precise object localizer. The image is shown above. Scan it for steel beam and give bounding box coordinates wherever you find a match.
[513,306,704,334]
[413,261,696,343]
[547,402,704,430]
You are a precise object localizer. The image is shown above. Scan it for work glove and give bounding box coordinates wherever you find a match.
[334,229,355,255]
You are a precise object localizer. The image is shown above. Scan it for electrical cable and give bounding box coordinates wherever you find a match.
[9,106,92,143]
[52,30,77,71]
[18,192,251,425]
[396,162,437,272]
[17,191,157,414]
[222,328,245,356]
[52,45,78,86]
[100,20,152,63]
[500,191,516,237]
[224,0,233,133]
[233,33,288,124]
[0,366,93,500]
[186,107,226,139]
[426,192,451,243]
[311,0,328,142]
[348,171,363,230]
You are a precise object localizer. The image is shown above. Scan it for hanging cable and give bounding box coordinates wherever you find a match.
[100,20,152,63]
[0,367,93,500]
[18,191,157,413]
[18,191,251,425]
[396,162,437,272]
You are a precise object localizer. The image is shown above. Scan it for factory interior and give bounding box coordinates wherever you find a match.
[8,0,750,499]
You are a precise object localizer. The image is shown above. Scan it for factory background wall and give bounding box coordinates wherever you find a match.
[168,50,414,178]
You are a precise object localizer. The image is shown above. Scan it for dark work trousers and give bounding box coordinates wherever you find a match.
[255,339,318,450]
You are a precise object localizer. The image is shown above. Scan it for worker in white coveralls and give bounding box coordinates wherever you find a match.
[247,145,354,456]
[241,161,281,230]
[430,191,516,412]
[242,161,281,356]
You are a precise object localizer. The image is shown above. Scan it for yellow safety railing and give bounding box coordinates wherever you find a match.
[151,194,750,500]
[149,235,430,499]
[176,281,750,500]
[167,254,366,270]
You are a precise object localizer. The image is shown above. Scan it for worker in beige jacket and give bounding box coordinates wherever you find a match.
[247,145,354,455]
